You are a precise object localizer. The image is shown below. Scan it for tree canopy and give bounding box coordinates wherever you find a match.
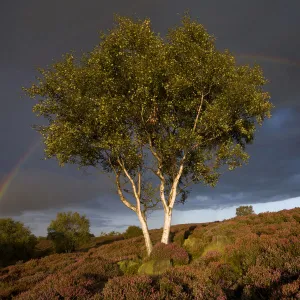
[236,205,255,216]
[47,211,91,253]
[0,218,37,267]
[25,14,273,255]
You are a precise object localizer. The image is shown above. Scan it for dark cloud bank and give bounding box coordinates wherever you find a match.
[0,0,299,234]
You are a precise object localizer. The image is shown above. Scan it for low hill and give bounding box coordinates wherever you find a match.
[0,208,299,299]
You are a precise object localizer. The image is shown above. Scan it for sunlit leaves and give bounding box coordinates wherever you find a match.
[25,14,273,208]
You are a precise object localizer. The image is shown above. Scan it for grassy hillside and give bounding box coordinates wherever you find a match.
[0,208,299,299]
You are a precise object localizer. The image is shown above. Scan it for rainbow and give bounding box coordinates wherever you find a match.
[0,140,41,202]
[236,54,300,69]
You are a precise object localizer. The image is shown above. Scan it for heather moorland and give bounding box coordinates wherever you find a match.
[0,207,299,299]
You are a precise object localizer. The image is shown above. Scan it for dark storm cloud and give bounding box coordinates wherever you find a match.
[0,168,117,216]
[1,0,300,226]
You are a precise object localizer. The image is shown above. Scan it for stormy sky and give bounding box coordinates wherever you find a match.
[0,0,299,236]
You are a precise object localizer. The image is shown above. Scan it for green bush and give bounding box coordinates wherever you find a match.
[236,205,255,216]
[33,237,55,258]
[47,211,91,253]
[123,226,143,239]
[0,218,37,267]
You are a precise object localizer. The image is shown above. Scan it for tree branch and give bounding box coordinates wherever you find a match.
[138,172,141,199]
[117,158,142,213]
[105,152,136,212]
[168,156,186,208]
[115,173,137,212]
[192,93,205,133]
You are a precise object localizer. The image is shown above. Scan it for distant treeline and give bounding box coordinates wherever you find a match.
[0,211,145,268]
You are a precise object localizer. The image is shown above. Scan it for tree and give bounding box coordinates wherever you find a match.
[236,205,255,216]
[25,14,273,256]
[0,218,37,267]
[124,225,143,239]
[47,211,91,253]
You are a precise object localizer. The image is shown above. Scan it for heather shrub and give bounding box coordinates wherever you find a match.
[150,242,189,266]
[123,226,143,239]
[207,261,240,291]
[160,266,227,299]
[159,276,191,299]
[90,236,146,261]
[173,229,186,246]
[102,274,160,300]
[149,229,164,245]
[278,276,300,299]
[173,226,196,246]
[70,257,121,281]
[16,273,94,299]
[202,250,223,264]
[225,233,261,275]
[244,265,281,289]
[1,208,299,299]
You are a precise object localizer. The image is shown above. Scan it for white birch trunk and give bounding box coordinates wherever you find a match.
[137,213,153,256]
[160,163,183,244]
[161,208,172,244]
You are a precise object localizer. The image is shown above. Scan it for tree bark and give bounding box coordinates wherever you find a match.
[137,212,153,256]
[161,208,172,244]
[160,159,185,245]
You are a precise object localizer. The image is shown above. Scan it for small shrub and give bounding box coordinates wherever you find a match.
[244,265,281,288]
[123,226,143,239]
[236,205,255,217]
[34,238,55,258]
[118,260,141,275]
[150,243,189,266]
[280,277,300,299]
[160,266,227,299]
[173,230,186,246]
[102,275,160,299]
[16,273,94,299]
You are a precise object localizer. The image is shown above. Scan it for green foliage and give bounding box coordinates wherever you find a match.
[138,259,172,275]
[33,237,55,258]
[236,205,255,216]
[0,218,37,267]
[100,231,122,237]
[24,13,273,220]
[118,259,141,275]
[123,225,143,239]
[47,211,91,253]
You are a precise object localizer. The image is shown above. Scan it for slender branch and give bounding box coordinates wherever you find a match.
[138,172,141,199]
[192,93,205,133]
[105,152,136,212]
[147,137,169,210]
[168,157,186,208]
[116,173,137,212]
[117,158,142,213]
[148,137,162,164]
[176,177,195,196]
[158,170,168,211]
